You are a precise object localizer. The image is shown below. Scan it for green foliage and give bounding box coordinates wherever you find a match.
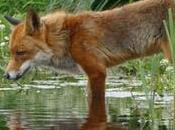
[0,0,138,15]
[163,8,175,89]
[164,8,175,64]
[0,0,93,15]
[91,0,138,10]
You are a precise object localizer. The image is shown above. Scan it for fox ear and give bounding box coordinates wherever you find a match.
[25,8,40,35]
[4,16,21,26]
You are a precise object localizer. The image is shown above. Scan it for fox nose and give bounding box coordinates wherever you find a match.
[3,72,21,80]
[3,72,10,79]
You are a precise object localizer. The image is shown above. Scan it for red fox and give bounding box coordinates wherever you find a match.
[4,0,173,98]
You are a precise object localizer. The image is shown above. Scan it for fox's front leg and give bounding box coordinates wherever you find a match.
[80,72,107,130]
[82,60,106,106]
[71,44,107,105]
[86,66,106,106]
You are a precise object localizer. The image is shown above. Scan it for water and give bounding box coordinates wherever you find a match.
[0,75,174,130]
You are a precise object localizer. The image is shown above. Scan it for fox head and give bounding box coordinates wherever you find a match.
[4,9,54,80]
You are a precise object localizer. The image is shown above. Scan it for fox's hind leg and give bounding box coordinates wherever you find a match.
[160,41,172,62]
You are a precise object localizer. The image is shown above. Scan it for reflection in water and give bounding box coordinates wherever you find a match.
[0,75,173,130]
[8,112,24,130]
[6,90,125,130]
[8,111,81,130]
[80,92,125,130]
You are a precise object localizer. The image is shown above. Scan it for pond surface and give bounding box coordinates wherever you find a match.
[0,74,174,130]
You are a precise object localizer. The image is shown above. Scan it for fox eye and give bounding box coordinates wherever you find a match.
[16,51,26,56]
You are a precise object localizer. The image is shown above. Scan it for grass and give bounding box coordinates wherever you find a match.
[0,0,93,15]
[164,9,175,130]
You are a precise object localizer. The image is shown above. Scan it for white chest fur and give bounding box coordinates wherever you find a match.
[50,55,83,74]
[33,51,83,74]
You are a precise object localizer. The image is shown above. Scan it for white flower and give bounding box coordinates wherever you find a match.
[160,59,169,66]
[4,36,9,40]
[166,66,174,73]
[36,90,40,93]
[145,74,151,80]
[0,42,6,47]
[0,24,5,30]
